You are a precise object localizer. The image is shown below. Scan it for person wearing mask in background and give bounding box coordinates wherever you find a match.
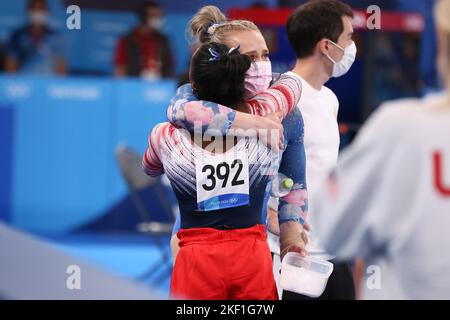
[5,0,66,75]
[114,0,173,79]
[267,0,357,300]
[311,0,450,300]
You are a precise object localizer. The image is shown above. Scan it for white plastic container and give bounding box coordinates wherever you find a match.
[280,252,334,298]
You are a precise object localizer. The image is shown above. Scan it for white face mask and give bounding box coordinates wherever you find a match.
[29,10,48,26]
[243,60,273,99]
[147,18,163,31]
[326,40,357,78]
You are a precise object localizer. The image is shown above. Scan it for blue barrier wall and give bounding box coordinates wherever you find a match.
[0,105,14,223]
[0,75,176,234]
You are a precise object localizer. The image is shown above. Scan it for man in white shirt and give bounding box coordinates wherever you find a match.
[311,0,450,299]
[267,0,357,299]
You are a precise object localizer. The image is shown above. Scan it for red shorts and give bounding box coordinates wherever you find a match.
[170,224,278,300]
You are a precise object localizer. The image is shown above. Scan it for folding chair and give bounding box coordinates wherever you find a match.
[116,144,177,286]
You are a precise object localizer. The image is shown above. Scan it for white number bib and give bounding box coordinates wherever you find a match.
[195,150,250,211]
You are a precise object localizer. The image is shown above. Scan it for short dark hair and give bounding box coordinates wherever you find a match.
[286,0,353,59]
[190,42,251,107]
[27,0,47,10]
[137,0,160,23]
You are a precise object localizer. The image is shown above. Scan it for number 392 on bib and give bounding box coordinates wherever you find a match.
[195,150,250,211]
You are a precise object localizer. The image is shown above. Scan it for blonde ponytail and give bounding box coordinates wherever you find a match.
[189,6,227,43]
[188,5,260,45]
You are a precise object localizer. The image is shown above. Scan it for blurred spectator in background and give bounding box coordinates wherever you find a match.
[0,42,5,72]
[114,0,173,79]
[4,0,66,75]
